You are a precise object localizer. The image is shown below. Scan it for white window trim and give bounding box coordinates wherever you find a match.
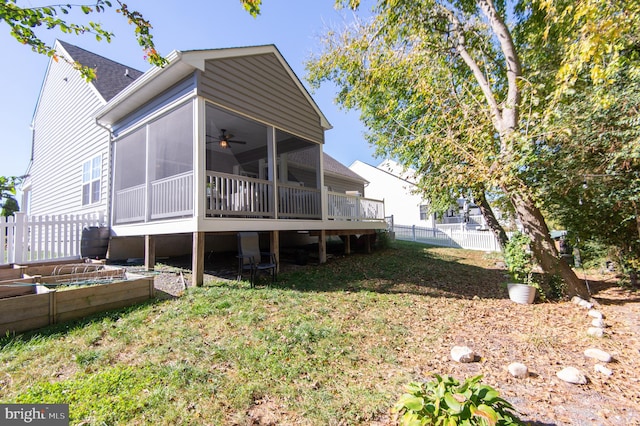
[82,154,102,206]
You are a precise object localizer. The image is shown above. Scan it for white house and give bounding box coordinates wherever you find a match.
[349,159,434,228]
[349,159,484,228]
[22,40,385,284]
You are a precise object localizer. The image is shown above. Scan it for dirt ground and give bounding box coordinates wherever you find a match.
[120,253,640,426]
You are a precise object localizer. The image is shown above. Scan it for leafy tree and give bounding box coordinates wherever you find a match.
[1,196,19,217]
[0,0,263,79]
[532,68,640,287]
[516,0,640,287]
[306,0,595,297]
[1,0,164,80]
[0,176,21,217]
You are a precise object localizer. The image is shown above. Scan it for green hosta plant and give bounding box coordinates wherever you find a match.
[393,374,524,426]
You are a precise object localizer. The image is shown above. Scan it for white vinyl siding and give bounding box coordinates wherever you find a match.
[29,48,109,216]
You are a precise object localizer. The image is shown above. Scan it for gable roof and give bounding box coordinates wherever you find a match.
[57,40,143,102]
[95,45,331,130]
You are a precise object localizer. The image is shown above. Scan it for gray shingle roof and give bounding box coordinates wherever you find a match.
[284,149,367,182]
[58,40,144,101]
[323,152,366,182]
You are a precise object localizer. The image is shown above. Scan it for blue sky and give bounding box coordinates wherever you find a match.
[0,0,379,179]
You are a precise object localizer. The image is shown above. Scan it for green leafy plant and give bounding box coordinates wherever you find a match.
[394,374,523,426]
[503,232,535,286]
[376,229,392,250]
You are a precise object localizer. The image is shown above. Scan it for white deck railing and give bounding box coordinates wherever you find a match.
[115,171,385,223]
[327,192,385,221]
[206,171,274,218]
[151,171,193,219]
[1,212,106,265]
[278,184,321,219]
[114,172,193,223]
[114,184,145,224]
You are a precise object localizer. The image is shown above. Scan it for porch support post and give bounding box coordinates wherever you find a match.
[144,235,155,271]
[267,127,277,219]
[270,231,280,272]
[318,230,327,264]
[344,234,351,255]
[365,233,372,254]
[192,231,205,287]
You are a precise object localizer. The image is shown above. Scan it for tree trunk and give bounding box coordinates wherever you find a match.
[629,270,639,289]
[472,187,509,250]
[507,188,591,299]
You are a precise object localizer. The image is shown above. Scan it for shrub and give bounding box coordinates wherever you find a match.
[503,232,534,285]
[376,229,392,250]
[393,374,524,426]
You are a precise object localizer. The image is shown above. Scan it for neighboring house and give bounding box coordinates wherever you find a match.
[349,159,484,228]
[22,40,385,284]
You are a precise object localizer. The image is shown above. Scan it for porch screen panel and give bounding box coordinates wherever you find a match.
[275,131,321,219]
[147,101,194,219]
[113,128,146,223]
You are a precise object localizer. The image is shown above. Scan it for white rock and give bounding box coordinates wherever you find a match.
[508,362,529,378]
[588,309,604,319]
[591,318,607,328]
[594,364,613,376]
[451,346,475,363]
[579,300,594,309]
[557,367,588,385]
[584,348,612,363]
[572,296,584,305]
[587,327,605,338]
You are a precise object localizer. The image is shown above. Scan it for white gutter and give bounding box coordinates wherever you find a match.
[95,50,189,126]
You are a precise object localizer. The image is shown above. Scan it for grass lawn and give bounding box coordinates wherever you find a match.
[1,240,637,425]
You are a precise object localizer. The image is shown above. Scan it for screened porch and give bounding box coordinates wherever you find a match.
[111,100,384,226]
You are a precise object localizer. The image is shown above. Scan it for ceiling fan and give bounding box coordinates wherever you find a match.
[206,129,246,148]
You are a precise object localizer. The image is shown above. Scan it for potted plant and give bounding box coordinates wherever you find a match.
[504,232,537,304]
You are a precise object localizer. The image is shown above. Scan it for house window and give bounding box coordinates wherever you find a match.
[419,204,430,221]
[82,155,101,205]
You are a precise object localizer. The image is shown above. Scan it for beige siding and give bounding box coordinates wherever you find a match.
[30,56,109,217]
[199,54,324,144]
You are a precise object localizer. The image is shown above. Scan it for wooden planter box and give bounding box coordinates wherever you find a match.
[0,274,154,335]
[0,277,38,299]
[0,266,26,281]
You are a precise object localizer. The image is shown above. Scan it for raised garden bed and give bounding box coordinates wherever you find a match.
[0,260,154,335]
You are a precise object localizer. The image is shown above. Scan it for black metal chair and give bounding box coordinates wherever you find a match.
[237,232,277,287]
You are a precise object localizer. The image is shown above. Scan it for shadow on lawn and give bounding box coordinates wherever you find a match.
[188,240,510,300]
[0,298,161,349]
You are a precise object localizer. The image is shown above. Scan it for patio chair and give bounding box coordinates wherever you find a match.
[237,232,277,287]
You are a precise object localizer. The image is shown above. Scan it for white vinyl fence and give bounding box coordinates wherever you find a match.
[1,212,106,265]
[391,223,503,252]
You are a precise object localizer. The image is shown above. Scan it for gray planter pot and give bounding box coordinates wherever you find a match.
[507,283,536,304]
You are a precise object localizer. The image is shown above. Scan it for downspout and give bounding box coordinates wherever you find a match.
[95,118,114,228]
[19,122,36,214]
